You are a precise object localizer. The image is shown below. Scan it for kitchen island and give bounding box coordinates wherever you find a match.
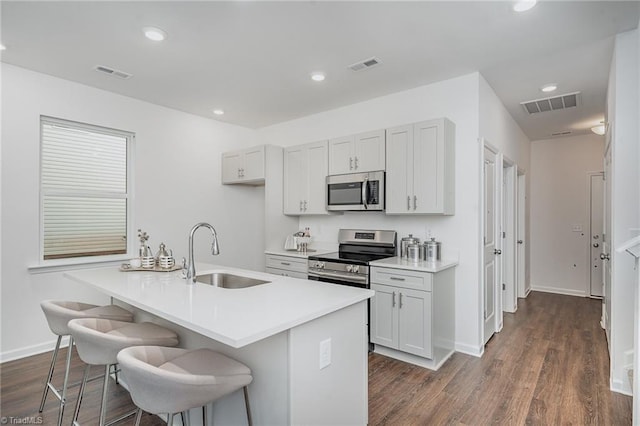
[65,263,373,425]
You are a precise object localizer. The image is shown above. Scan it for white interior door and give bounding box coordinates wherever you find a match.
[516,172,527,298]
[502,162,517,313]
[483,146,498,344]
[602,137,612,345]
[589,172,604,298]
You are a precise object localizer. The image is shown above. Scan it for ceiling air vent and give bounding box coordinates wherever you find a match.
[521,92,580,115]
[94,65,132,80]
[348,56,381,72]
[551,131,572,137]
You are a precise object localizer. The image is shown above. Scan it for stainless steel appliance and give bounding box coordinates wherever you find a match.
[326,171,385,211]
[308,229,396,288]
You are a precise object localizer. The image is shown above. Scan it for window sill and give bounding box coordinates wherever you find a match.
[28,255,132,274]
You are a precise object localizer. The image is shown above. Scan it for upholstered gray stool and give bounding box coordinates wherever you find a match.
[68,318,179,426]
[39,300,134,426]
[117,346,253,426]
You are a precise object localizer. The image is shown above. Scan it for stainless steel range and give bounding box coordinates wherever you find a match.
[308,229,397,288]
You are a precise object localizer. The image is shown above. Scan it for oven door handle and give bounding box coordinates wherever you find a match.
[362,177,369,210]
[308,271,368,283]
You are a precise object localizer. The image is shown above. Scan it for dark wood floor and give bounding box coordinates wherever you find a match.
[1,291,632,425]
[369,291,632,425]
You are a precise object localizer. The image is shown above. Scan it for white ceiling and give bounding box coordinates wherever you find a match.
[1,1,638,140]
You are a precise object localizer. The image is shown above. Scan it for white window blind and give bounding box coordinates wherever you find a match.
[41,117,132,260]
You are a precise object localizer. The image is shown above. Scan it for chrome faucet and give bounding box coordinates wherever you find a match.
[185,222,220,285]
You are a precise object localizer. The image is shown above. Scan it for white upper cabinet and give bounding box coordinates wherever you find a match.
[283,140,329,215]
[328,130,385,175]
[386,118,455,215]
[222,145,265,185]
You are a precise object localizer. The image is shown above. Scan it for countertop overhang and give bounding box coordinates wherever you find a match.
[64,263,373,348]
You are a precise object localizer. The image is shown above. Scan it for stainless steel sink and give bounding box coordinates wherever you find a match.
[195,273,270,289]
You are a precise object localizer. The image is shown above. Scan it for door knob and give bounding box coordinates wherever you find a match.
[600,253,610,261]
[517,240,523,244]
[494,249,502,255]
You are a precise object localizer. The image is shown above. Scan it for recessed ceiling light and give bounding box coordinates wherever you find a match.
[541,83,557,93]
[311,72,326,82]
[513,1,537,12]
[213,109,225,116]
[143,27,167,42]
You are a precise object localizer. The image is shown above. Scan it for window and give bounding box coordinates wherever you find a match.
[40,116,133,261]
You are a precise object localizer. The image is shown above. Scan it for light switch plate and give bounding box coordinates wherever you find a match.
[319,338,331,369]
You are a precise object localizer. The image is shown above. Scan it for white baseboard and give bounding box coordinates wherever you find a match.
[0,337,69,363]
[530,285,586,298]
[455,342,483,357]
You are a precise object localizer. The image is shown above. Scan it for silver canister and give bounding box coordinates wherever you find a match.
[424,238,442,262]
[400,234,420,258]
[407,243,421,262]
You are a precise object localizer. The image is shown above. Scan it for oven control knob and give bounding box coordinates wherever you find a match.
[352,265,360,273]
[346,265,353,272]
[318,262,325,269]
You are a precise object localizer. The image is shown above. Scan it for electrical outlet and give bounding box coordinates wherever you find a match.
[319,338,331,369]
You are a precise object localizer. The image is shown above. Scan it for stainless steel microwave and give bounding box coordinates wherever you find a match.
[326,171,385,211]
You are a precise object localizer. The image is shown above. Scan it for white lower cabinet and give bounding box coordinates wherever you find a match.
[265,254,308,279]
[370,265,454,370]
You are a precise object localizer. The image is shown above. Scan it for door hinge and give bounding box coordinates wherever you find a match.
[502,283,506,290]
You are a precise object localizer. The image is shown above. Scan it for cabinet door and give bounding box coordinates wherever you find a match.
[328,136,355,175]
[304,141,328,214]
[370,284,399,349]
[221,150,243,183]
[242,146,265,182]
[354,130,385,172]
[398,288,432,358]
[413,120,442,213]
[385,125,413,214]
[283,146,307,215]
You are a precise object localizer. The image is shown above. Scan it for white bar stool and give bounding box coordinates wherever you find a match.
[68,318,179,426]
[117,346,253,426]
[39,300,134,426]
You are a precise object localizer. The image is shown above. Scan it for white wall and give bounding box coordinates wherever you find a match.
[259,73,486,354]
[607,29,639,395]
[529,134,604,296]
[0,64,262,361]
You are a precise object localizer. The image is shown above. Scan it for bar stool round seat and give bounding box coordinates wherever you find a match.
[117,346,253,426]
[68,318,179,426]
[39,300,134,426]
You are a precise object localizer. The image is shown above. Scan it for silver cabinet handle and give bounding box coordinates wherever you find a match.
[304,200,308,211]
[238,168,242,177]
[407,196,411,211]
[392,292,396,307]
[494,249,502,255]
[390,276,405,281]
[354,156,359,169]
[399,293,403,309]
[517,240,523,244]
[413,195,417,210]
[299,200,303,212]
[593,243,599,248]
[600,253,610,261]
[281,262,291,266]
[349,157,354,170]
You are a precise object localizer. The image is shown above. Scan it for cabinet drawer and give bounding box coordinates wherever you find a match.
[266,267,308,280]
[265,255,308,273]
[371,267,432,292]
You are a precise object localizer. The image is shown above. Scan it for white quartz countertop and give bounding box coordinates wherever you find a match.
[370,257,458,273]
[64,263,373,349]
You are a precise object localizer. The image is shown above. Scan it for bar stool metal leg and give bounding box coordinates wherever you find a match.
[72,364,91,426]
[133,408,143,426]
[243,386,252,426]
[56,336,75,426]
[39,335,62,412]
[98,364,111,426]
[167,413,175,425]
